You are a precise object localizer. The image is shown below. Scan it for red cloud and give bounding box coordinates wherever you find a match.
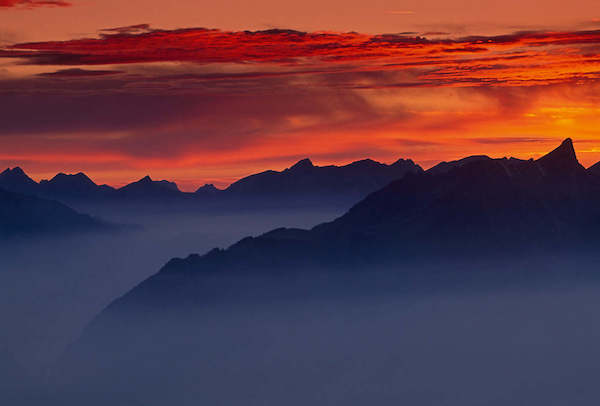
[0,0,71,7]
[3,27,600,87]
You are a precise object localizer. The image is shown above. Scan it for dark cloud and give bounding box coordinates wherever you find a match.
[0,0,70,8]
[37,68,124,77]
[0,70,386,162]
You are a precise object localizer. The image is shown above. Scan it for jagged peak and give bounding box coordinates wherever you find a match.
[196,183,219,191]
[289,158,314,171]
[536,138,580,170]
[391,158,413,165]
[1,166,27,176]
[391,158,423,171]
[0,167,37,185]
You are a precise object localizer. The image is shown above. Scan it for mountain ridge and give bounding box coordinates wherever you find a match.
[88,139,600,310]
[0,156,424,207]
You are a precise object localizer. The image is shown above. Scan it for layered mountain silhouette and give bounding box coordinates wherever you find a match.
[56,139,600,406]
[0,157,423,209]
[0,187,110,238]
[0,170,184,202]
[79,139,600,321]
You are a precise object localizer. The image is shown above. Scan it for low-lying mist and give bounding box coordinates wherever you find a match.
[44,257,600,405]
[0,207,343,374]
[3,205,600,405]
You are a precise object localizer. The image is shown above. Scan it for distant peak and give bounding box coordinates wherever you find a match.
[48,171,96,186]
[140,175,153,182]
[0,167,35,182]
[349,158,378,166]
[536,138,579,168]
[3,167,27,176]
[52,172,89,179]
[391,158,419,167]
[196,183,221,194]
[289,158,314,171]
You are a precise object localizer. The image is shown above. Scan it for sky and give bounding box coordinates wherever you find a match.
[1,1,600,190]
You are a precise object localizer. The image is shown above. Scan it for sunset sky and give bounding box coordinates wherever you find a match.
[1,0,600,190]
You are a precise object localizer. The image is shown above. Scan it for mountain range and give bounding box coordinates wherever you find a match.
[52,139,600,405]
[0,157,423,208]
[75,138,600,339]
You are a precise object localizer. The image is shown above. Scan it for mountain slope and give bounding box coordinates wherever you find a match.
[0,187,110,238]
[589,161,600,177]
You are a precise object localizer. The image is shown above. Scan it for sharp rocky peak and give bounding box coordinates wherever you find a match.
[289,158,314,171]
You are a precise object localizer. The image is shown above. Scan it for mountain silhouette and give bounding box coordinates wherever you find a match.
[426,155,490,175]
[59,139,600,405]
[0,187,111,238]
[74,139,600,316]
[116,176,181,199]
[194,183,222,196]
[39,172,116,199]
[0,167,39,196]
[224,157,423,199]
[0,157,423,209]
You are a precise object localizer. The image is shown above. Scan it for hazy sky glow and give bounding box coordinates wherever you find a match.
[1,1,600,190]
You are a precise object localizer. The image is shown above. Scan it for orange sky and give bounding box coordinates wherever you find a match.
[1,2,600,191]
